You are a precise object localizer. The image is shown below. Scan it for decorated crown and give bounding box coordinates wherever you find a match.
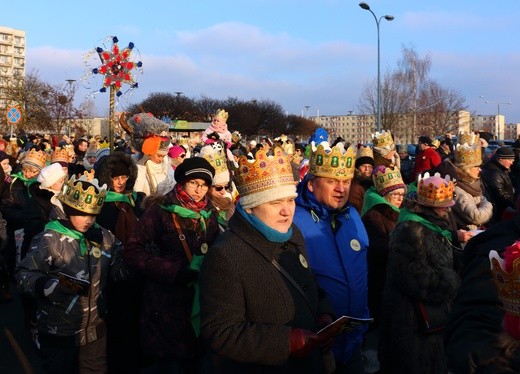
[357,144,374,159]
[490,243,520,319]
[459,132,479,146]
[51,147,69,164]
[417,172,455,208]
[372,130,395,150]
[22,148,47,170]
[200,145,228,175]
[372,165,406,196]
[58,173,108,215]
[214,109,229,122]
[454,143,482,168]
[232,147,295,197]
[309,142,356,180]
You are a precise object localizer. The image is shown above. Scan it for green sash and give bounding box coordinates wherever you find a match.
[397,207,452,240]
[106,191,136,207]
[45,220,100,256]
[160,204,212,231]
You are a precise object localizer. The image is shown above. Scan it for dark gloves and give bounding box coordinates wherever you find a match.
[290,328,326,358]
[176,267,199,285]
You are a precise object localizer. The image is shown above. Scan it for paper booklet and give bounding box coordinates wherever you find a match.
[317,316,373,338]
[58,272,90,295]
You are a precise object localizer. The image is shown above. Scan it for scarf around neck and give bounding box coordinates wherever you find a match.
[236,202,293,243]
[106,190,136,207]
[45,220,101,256]
[11,171,38,187]
[160,184,212,231]
[397,207,452,241]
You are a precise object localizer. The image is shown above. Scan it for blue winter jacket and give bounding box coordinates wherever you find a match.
[293,175,370,364]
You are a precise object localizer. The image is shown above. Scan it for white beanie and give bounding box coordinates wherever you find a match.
[38,163,66,189]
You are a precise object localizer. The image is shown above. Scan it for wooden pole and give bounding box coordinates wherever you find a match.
[109,85,115,153]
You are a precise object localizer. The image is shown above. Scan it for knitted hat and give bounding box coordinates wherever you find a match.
[494,147,515,159]
[372,165,406,196]
[21,148,46,171]
[95,147,110,162]
[355,144,374,168]
[233,147,297,209]
[142,136,170,156]
[0,151,9,163]
[174,157,215,186]
[168,145,186,158]
[416,172,455,208]
[37,163,66,189]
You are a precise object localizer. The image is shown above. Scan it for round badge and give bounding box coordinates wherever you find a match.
[350,239,361,252]
[91,247,102,258]
[299,254,309,269]
[201,243,208,254]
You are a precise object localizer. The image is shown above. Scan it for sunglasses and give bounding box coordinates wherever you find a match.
[213,185,227,191]
[179,154,186,158]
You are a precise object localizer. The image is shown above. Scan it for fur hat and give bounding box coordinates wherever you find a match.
[94,152,138,191]
[37,163,66,189]
[174,157,215,186]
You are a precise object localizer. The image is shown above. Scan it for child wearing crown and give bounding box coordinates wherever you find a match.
[202,109,233,149]
[15,174,125,373]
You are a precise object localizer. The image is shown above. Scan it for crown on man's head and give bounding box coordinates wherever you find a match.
[454,143,482,168]
[214,109,229,122]
[58,173,107,215]
[372,130,395,150]
[309,142,356,180]
[417,172,455,207]
[22,148,47,170]
[490,242,520,319]
[459,132,480,146]
[357,144,374,159]
[232,147,295,197]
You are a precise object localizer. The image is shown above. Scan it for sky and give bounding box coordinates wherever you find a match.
[3,0,520,125]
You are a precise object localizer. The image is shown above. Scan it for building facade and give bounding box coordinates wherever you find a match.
[0,26,26,110]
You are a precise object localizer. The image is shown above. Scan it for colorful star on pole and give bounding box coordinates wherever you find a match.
[92,36,142,97]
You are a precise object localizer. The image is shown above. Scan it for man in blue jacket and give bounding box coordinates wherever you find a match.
[293,141,370,373]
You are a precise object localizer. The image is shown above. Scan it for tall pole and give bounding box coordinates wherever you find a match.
[109,85,115,153]
[359,2,394,132]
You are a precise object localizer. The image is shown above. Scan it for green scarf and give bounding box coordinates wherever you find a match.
[106,191,136,207]
[397,207,452,240]
[160,204,212,231]
[10,172,38,188]
[361,186,400,217]
[188,254,204,337]
[45,220,100,256]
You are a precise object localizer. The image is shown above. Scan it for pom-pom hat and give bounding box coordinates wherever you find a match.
[416,172,455,208]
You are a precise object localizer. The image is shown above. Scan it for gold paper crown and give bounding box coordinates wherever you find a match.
[309,143,356,180]
[232,147,295,197]
[22,148,47,170]
[201,148,228,175]
[459,132,479,146]
[58,173,107,215]
[214,109,229,122]
[490,246,520,317]
[372,166,405,196]
[357,145,374,159]
[372,130,395,150]
[454,143,482,167]
[417,172,455,207]
[51,147,70,164]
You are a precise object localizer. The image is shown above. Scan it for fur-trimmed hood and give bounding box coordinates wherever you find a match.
[94,151,138,191]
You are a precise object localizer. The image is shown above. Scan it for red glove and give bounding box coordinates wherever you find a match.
[289,328,322,358]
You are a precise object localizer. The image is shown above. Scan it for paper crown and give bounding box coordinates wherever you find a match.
[58,172,108,215]
[490,245,520,319]
[200,145,228,175]
[309,142,356,180]
[233,147,295,197]
[373,165,406,196]
[417,172,455,208]
[454,143,482,168]
[51,147,69,164]
[214,109,229,122]
[22,148,47,170]
[459,132,479,146]
[372,130,395,150]
[357,144,374,159]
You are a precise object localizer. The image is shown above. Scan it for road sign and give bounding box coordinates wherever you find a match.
[6,106,22,124]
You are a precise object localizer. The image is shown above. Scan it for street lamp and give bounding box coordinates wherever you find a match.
[65,79,76,138]
[484,99,511,140]
[359,2,394,132]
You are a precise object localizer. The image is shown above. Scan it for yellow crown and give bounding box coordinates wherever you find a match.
[417,172,455,207]
[459,132,479,146]
[454,143,482,167]
[357,145,373,159]
[309,143,356,180]
[214,109,229,122]
[372,165,405,196]
[200,146,228,175]
[22,148,47,170]
[232,147,295,196]
[372,130,395,150]
[58,174,108,215]
[51,147,70,164]
[490,244,520,317]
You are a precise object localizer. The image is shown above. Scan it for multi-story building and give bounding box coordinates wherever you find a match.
[0,26,26,110]
[471,114,506,140]
[504,122,520,140]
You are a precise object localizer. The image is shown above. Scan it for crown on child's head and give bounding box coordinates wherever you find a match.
[200,145,228,175]
[356,144,373,159]
[214,109,229,122]
[22,148,47,170]
[309,142,356,180]
[51,147,69,164]
[372,130,395,150]
[58,173,107,215]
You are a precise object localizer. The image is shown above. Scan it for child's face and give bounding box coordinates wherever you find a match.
[69,215,96,233]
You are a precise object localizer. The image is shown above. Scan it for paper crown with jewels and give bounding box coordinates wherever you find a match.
[459,132,480,146]
[372,165,406,196]
[51,147,70,164]
[58,170,108,215]
[232,147,296,209]
[213,109,229,122]
[357,144,373,159]
[199,145,228,175]
[309,142,356,180]
[416,172,455,208]
[22,148,47,170]
[454,142,482,168]
[372,130,395,150]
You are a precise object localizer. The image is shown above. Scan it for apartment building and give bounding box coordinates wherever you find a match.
[0,26,26,110]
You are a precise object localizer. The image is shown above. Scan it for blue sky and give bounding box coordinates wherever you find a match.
[3,0,520,126]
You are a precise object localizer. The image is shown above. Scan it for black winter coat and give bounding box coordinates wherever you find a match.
[480,158,515,224]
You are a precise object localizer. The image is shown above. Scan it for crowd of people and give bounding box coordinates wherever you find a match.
[2,111,520,373]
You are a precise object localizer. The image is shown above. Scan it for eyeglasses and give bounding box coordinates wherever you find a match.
[387,192,405,199]
[186,180,209,191]
[179,154,186,158]
[213,185,227,191]
[111,175,129,183]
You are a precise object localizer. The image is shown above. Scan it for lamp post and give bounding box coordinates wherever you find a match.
[65,79,76,138]
[359,2,394,132]
[484,99,511,140]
